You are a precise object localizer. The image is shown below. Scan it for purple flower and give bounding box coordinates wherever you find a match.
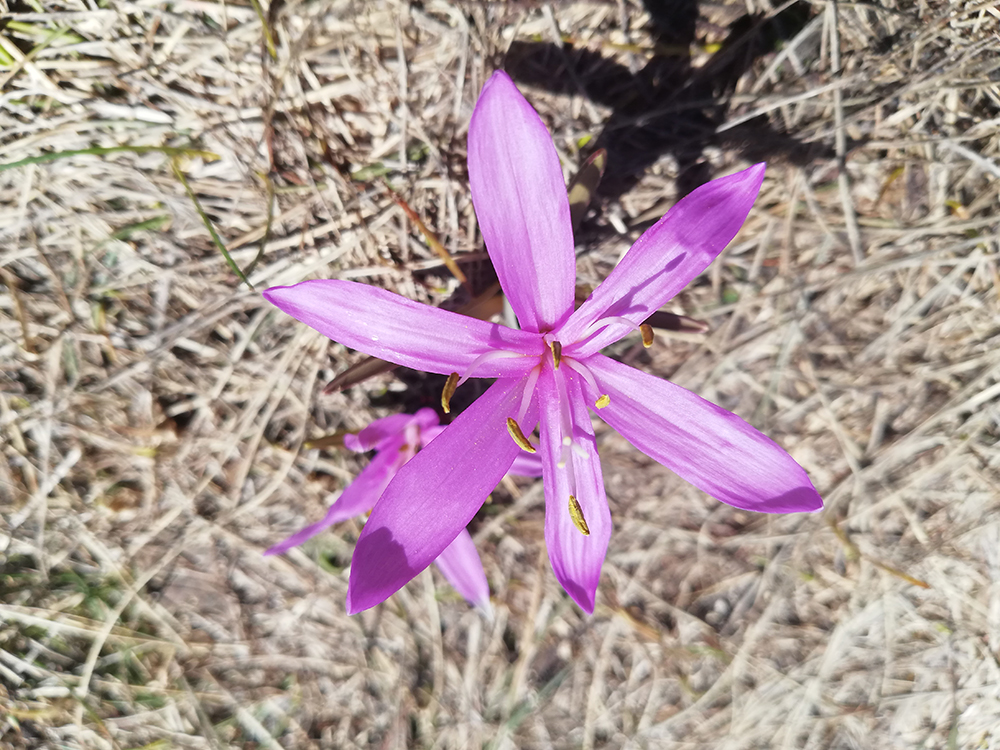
[264,71,822,614]
[265,408,541,612]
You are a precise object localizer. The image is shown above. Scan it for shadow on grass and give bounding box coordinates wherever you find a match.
[504,0,830,205]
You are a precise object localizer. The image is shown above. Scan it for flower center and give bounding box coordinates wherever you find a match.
[441,315,657,538]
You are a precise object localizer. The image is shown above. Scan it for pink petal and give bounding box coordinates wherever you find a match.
[264,439,407,556]
[587,355,822,513]
[537,362,612,613]
[433,528,491,613]
[264,280,542,377]
[468,71,576,333]
[419,424,447,444]
[345,408,439,452]
[346,376,538,614]
[509,452,544,477]
[559,164,766,356]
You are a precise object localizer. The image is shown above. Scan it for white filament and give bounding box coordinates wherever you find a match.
[577,314,641,343]
[457,348,526,386]
[517,364,541,422]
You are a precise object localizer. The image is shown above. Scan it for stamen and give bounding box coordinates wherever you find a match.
[579,314,642,341]
[550,340,562,369]
[457,349,527,386]
[441,372,460,414]
[506,417,537,453]
[518,364,541,422]
[568,495,591,536]
[640,323,654,348]
[562,358,609,412]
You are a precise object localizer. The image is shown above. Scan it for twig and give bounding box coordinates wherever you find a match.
[0,145,219,173]
[828,0,865,265]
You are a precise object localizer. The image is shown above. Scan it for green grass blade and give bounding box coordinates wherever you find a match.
[170,159,254,290]
[0,145,219,173]
[248,0,278,60]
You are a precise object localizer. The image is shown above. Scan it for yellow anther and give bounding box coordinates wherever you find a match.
[441,372,460,414]
[506,417,537,453]
[550,340,562,369]
[640,323,654,348]
[594,394,610,409]
[568,495,590,536]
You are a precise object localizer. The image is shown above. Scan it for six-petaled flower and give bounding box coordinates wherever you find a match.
[264,71,822,614]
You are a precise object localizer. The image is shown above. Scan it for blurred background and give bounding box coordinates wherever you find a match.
[2,0,999,747]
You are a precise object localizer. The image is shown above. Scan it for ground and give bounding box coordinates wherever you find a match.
[2,0,1000,748]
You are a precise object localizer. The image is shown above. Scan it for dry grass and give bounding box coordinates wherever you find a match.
[3,0,1000,747]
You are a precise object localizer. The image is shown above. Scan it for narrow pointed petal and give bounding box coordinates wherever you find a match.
[434,528,491,612]
[509,452,544,477]
[587,355,822,513]
[264,440,406,556]
[264,280,542,377]
[560,164,766,355]
[537,364,612,613]
[419,424,447,444]
[346,376,538,614]
[345,408,438,452]
[468,71,576,333]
